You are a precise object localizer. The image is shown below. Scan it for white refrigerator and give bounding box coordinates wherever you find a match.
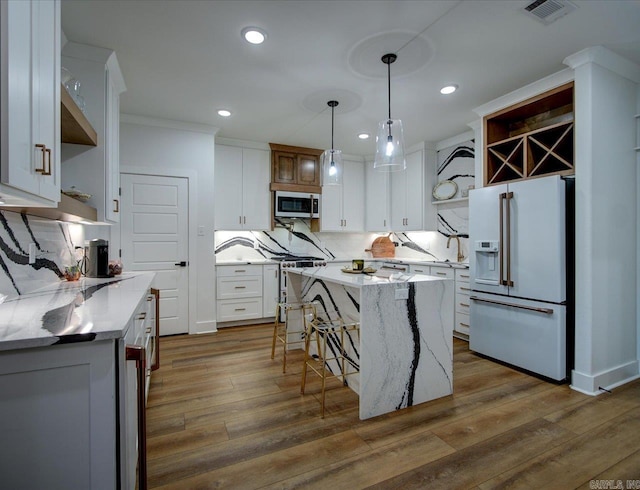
[469,175,572,381]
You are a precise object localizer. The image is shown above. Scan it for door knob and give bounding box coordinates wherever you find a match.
[174,261,188,267]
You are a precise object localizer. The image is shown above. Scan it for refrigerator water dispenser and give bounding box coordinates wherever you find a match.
[474,240,499,285]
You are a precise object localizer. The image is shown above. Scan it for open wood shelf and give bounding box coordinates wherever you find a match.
[484,82,574,185]
[61,85,98,146]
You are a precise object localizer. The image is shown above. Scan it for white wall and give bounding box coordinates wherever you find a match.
[565,47,640,393]
[118,116,218,334]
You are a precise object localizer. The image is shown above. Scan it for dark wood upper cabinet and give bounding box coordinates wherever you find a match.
[269,143,322,193]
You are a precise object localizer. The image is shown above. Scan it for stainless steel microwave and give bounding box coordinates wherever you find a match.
[275,191,320,218]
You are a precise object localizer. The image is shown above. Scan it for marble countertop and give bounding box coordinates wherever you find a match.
[216,257,469,268]
[0,272,155,352]
[286,266,451,289]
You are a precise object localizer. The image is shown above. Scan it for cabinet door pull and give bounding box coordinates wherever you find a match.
[460,274,470,279]
[234,286,246,289]
[145,327,152,334]
[460,286,471,291]
[234,307,246,311]
[239,216,242,224]
[234,269,246,273]
[436,272,447,276]
[151,288,160,371]
[383,219,386,227]
[43,148,52,175]
[35,144,47,174]
[460,322,470,328]
[125,345,148,490]
[243,216,246,224]
[459,302,469,308]
[137,312,147,320]
[113,199,120,213]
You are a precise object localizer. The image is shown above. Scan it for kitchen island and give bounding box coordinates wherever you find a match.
[286,267,453,419]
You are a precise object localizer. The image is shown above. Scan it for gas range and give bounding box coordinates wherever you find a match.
[272,255,327,269]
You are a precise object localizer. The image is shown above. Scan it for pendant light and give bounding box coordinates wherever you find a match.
[374,53,406,172]
[322,100,343,185]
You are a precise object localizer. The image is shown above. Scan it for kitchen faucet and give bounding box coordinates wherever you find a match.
[447,234,465,262]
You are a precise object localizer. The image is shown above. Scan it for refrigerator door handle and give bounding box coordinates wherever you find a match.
[470,295,553,314]
[499,193,507,286]
[505,191,514,287]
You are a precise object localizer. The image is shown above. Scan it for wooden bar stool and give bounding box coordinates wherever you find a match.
[271,301,317,373]
[300,310,360,418]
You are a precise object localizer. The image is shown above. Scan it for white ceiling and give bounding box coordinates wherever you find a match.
[61,0,640,156]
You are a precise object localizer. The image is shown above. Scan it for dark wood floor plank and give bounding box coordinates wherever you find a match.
[145,325,640,489]
[477,408,640,489]
[261,431,456,489]
[154,431,370,490]
[366,418,577,490]
[432,384,587,449]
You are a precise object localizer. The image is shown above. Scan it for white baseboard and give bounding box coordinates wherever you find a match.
[193,320,217,334]
[570,360,640,395]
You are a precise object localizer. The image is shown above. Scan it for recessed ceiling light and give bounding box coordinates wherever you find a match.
[217,109,232,117]
[241,27,267,45]
[440,84,458,95]
[358,133,370,140]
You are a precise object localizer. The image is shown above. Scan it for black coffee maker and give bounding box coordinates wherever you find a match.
[85,239,110,278]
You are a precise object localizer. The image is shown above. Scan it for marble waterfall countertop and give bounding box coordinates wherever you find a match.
[290,266,451,288]
[0,272,155,351]
[215,257,469,269]
[286,266,454,419]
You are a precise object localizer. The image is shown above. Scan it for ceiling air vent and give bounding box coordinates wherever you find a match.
[523,0,577,25]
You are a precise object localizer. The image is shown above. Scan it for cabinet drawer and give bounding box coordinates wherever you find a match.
[456,282,472,295]
[217,298,263,322]
[216,264,263,277]
[455,269,470,282]
[409,265,429,274]
[456,311,470,335]
[430,267,454,279]
[217,276,262,299]
[456,291,471,314]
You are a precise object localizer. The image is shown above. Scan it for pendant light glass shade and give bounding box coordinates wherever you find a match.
[322,100,342,185]
[374,118,406,171]
[322,148,342,185]
[374,53,406,172]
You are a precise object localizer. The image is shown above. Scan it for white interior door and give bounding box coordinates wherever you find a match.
[121,173,189,335]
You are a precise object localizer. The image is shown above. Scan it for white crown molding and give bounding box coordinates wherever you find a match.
[473,68,574,118]
[467,119,481,132]
[564,46,640,84]
[215,137,270,150]
[121,114,219,135]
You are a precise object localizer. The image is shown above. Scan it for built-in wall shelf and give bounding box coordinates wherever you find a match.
[432,197,469,205]
[61,85,98,146]
[1,193,98,223]
[484,82,574,185]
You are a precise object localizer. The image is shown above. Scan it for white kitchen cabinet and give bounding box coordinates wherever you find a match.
[0,341,116,489]
[120,287,158,490]
[454,268,471,337]
[61,42,126,223]
[0,0,61,206]
[365,159,390,231]
[0,283,157,490]
[214,144,270,230]
[263,264,279,318]
[216,264,264,323]
[390,149,424,231]
[321,159,365,232]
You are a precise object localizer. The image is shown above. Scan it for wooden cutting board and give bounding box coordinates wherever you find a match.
[365,234,395,258]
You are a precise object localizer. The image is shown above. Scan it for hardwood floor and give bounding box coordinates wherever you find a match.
[146,324,640,489]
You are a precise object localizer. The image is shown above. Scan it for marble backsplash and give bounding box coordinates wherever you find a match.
[0,211,84,299]
[214,220,468,264]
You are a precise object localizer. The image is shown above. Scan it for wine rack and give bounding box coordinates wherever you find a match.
[484,82,574,185]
